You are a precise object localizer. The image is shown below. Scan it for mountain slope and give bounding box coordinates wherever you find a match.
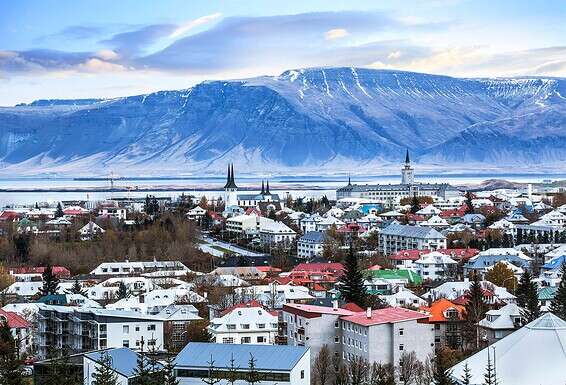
[0,68,565,175]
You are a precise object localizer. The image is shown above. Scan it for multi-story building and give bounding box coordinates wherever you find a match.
[297,232,328,259]
[414,251,458,281]
[378,223,447,255]
[260,220,297,246]
[90,260,190,276]
[419,299,465,349]
[34,304,165,359]
[208,304,278,344]
[0,309,32,357]
[478,303,525,345]
[340,307,434,365]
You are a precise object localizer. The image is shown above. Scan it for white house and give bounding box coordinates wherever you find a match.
[414,251,458,281]
[90,260,189,276]
[208,304,278,344]
[297,231,328,259]
[78,221,105,240]
[259,219,297,246]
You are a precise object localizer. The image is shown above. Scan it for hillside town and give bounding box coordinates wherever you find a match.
[0,154,565,385]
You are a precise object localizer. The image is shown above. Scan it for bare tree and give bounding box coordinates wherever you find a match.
[313,345,334,385]
[348,357,369,385]
[334,361,349,385]
[398,351,420,385]
[369,362,395,385]
[415,354,434,385]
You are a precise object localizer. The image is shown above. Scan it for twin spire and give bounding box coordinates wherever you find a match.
[260,180,271,195]
[224,163,238,189]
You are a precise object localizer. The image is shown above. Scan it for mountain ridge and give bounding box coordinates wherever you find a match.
[1,67,565,176]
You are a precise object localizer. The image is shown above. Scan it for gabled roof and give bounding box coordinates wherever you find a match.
[341,307,428,326]
[419,298,465,323]
[0,309,31,329]
[175,343,309,371]
[380,223,446,240]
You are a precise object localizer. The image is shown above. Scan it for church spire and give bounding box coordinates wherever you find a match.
[405,149,410,164]
[347,174,352,186]
[261,180,265,195]
[224,163,238,189]
[265,180,271,195]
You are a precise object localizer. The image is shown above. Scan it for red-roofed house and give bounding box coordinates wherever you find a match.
[9,266,71,281]
[292,262,344,276]
[419,298,466,349]
[0,309,32,356]
[390,248,479,269]
[0,211,22,222]
[341,307,434,365]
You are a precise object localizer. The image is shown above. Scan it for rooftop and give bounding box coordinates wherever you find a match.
[341,307,428,326]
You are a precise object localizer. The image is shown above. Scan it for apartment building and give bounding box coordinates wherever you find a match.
[35,304,164,359]
[208,304,278,344]
[378,223,447,255]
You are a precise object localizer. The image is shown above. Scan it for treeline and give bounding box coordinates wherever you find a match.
[0,213,214,275]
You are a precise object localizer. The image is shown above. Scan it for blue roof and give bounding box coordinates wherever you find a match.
[174,343,308,371]
[85,348,162,378]
[465,255,531,270]
[299,231,328,243]
[542,255,566,270]
[380,223,445,239]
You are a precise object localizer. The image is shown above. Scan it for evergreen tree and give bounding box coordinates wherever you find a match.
[116,281,130,300]
[39,265,60,297]
[515,270,541,322]
[483,349,498,385]
[202,356,221,385]
[225,353,239,385]
[431,351,454,385]
[465,192,475,214]
[66,278,87,296]
[55,202,64,218]
[461,363,472,385]
[410,194,420,214]
[132,349,153,385]
[550,263,566,320]
[41,347,82,385]
[463,273,487,349]
[162,356,179,385]
[339,243,368,307]
[245,354,262,385]
[0,320,24,385]
[92,352,119,385]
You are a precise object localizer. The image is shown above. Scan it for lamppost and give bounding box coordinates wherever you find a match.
[502,275,517,294]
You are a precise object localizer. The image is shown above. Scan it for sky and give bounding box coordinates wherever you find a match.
[0,0,565,106]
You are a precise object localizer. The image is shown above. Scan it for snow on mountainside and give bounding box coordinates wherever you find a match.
[0,67,565,176]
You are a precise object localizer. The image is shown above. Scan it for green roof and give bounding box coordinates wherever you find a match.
[538,286,557,301]
[364,269,422,285]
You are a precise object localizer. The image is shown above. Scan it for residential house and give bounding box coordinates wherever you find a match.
[419,298,465,349]
[208,304,278,344]
[378,223,447,255]
[297,232,329,259]
[414,251,458,281]
[478,303,525,345]
[0,309,32,357]
[84,348,163,385]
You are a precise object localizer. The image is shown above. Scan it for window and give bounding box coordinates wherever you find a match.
[335,337,339,343]
[241,324,250,329]
[147,324,156,331]
[301,370,305,379]
[257,336,265,343]
[123,340,129,348]
[123,325,129,334]
[241,337,251,344]
[227,324,236,330]
[222,337,234,344]
[257,323,265,329]
[135,325,140,332]
[434,324,440,330]
[399,344,404,351]
[399,328,404,336]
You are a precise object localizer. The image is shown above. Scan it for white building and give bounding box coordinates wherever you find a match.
[78,221,105,240]
[414,251,458,281]
[99,207,127,220]
[260,219,297,246]
[90,260,189,276]
[379,223,447,255]
[236,284,314,309]
[208,304,278,344]
[297,232,328,259]
[174,343,310,385]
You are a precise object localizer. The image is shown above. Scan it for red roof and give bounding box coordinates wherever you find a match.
[419,298,465,323]
[0,211,22,221]
[0,309,30,329]
[405,213,426,222]
[390,249,425,261]
[341,303,364,312]
[440,204,467,218]
[9,266,71,278]
[63,208,88,215]
[337,223,367,233]
[220,300,266,317]
[390,248,479,262]
[293,263,344,274]
[367,264,382,271]
[244,207,262,216]
[341,307,428,326]
[283,303,356,316]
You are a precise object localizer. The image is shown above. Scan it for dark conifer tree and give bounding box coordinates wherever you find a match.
[0,320,24,385]
[515,270,541,322]
[550,263,566,320]
[465,192,475,214]
[66,278,86,296]
[91,352,119,385]
[461,362,472,385]
[116,281,130,300]
[410,194,420,214]
[339,243,368,307]
[55,202,64,218]
[39,265,60,297]
[463,272,487,349]
[431,350,455,385]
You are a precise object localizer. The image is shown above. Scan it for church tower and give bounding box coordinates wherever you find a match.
[401,149,415,185]
[224,163,238,207]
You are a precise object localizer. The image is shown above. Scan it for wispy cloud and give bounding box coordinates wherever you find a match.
[169,13,222,39]
[325,28,349,40]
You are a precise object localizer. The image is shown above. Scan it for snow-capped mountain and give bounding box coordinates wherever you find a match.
[0,67,565,176]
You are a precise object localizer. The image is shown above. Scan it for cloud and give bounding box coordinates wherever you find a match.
[77,58,126,73]
[100,23,177,57]
[169,13,222,39]
[95,49,120,61]
[325,28,348,40]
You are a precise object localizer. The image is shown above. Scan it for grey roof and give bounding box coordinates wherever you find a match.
[337,182,455,193]
[380,223,445,240]
[175,342,308,371]
[464,255,531,270]
[299,231,328,243]
[85,348,163,378]
[237,193,281,201]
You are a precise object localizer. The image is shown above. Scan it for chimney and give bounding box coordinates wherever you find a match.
[366,307,372,319]
[203,292,208,299]
[332,300,338,310]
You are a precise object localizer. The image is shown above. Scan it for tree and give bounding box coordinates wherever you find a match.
[348,357,369,385]
[465,192,475,214]
[313,345,334,385]
[334,362,349,385]
[225,353,239,385]
[461,363,472,385]
[398,351,419,385]
[484,262,517,293]
[116,281,130,300]
[431,350,454,385]
[41,348,81,385]
[39,265,60,297]
[162,356,179,385]
[245,354,262,385]
[463,273,487,350]
[55,202,64,218]
[339,243,368,307]
[515,270,540,322]
[550,263,566,320]
[66,278,86,296]
[92,352,119,385]
[369,363,395,385]
[483,349,498,385]
[410,194,421,214]
[132,344,153,385]
[0,320,24,385]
